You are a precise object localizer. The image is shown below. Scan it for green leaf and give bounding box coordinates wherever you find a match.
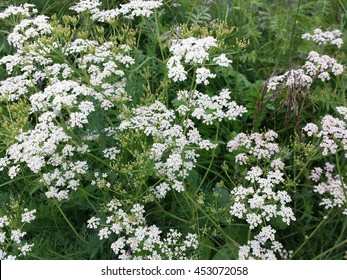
[214,185,231,207]
[198,237,214,259]
[223,224,250,245]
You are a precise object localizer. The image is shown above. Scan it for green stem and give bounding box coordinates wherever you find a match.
[338,0,347,14]
[291,208,333,259]
[184,192,240,248]
[194,124,220,195]
[154,10,165,61]
[335,152,347,200]
[52,198,87,244]
[153,200,189,224]
[313,239,347,260]
[287,0,302,63]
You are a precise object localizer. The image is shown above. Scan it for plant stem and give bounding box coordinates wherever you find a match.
[313,239,347,260]
[52,198,87,244]
[291,208,333,259]
[287,0,302,63]
[194,124,220,195]
[184,192,240,248]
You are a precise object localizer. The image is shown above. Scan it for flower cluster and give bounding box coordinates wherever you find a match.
[70,0,163,21]
[0,3,37,20]
[302,28,343,48]
[70,0,102,13]
[267,29,343,92]
[167,36,232,83]
[176,89,247,125]
[0,6,135,200]
[227,131,295,233]
[303,51,343,81]
[0,208,36,260]
[119,101,218,196]
[227,130,280,161]
[88,200,198,259]
[266,69,313,92]
[238,225,292,260]
[310,163,347,215]
[303,107,347,157]
[7,15,52,49]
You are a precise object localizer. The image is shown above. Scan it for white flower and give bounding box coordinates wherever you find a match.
[8,15,52,49]
[0,215,10,228]
[98,227,111,240]
[0,3,37,19]
[87,217,100,229]
[8,165,20,179]
[310,163,347,213]
[115,0,163,19]
[166,36,218,83]
[302,29,343,48]
[167,58,187,82]
[302,123,319,136]
[10,229,26,243]
[103,147,121,160]
[195,67,216,85]
[111,237,126,254]
[19,243,34,256]
[270,159,285,170]
[246,213,262,229]
[0,232,6,243]
[70,0,102,13]
[238,225,291,260]
[213,54,233,67]
[267,69,312,92]
[152,182,171,199]
[21,208,37,223]
[87,0,163,21]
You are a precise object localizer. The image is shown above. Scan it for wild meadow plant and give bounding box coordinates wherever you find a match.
[0,0,346,259]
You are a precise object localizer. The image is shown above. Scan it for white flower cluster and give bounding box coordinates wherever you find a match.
[227,131,295,229]
[310,163,347,215]
[113,0,163,19]
[302,28,343,48]
[0,74,32,101]
[167,36,232,83]
[0,6,135,200]
[177,89,247,125]
[195,67,216,85]
[0,46,55,101]
[70,0,163,21]
[0,48,53,76]
[238,225,292,260]
[7,15,52,49]
[2,118,70,173]
[266,69,313,92]
[267,29,343,92]
[227,130,279,160]
[21,208,37,223]
[302,123,319,136]
[0,3,37,20]
[119,101,218,196]
[303,107,347,157]
[303,51,344,80]
[70,0,102,13]
[0,111,91,200]
[213,54,233,67]
[91,172,111,188]
[0,208,36,260]
[88,200,198,259]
